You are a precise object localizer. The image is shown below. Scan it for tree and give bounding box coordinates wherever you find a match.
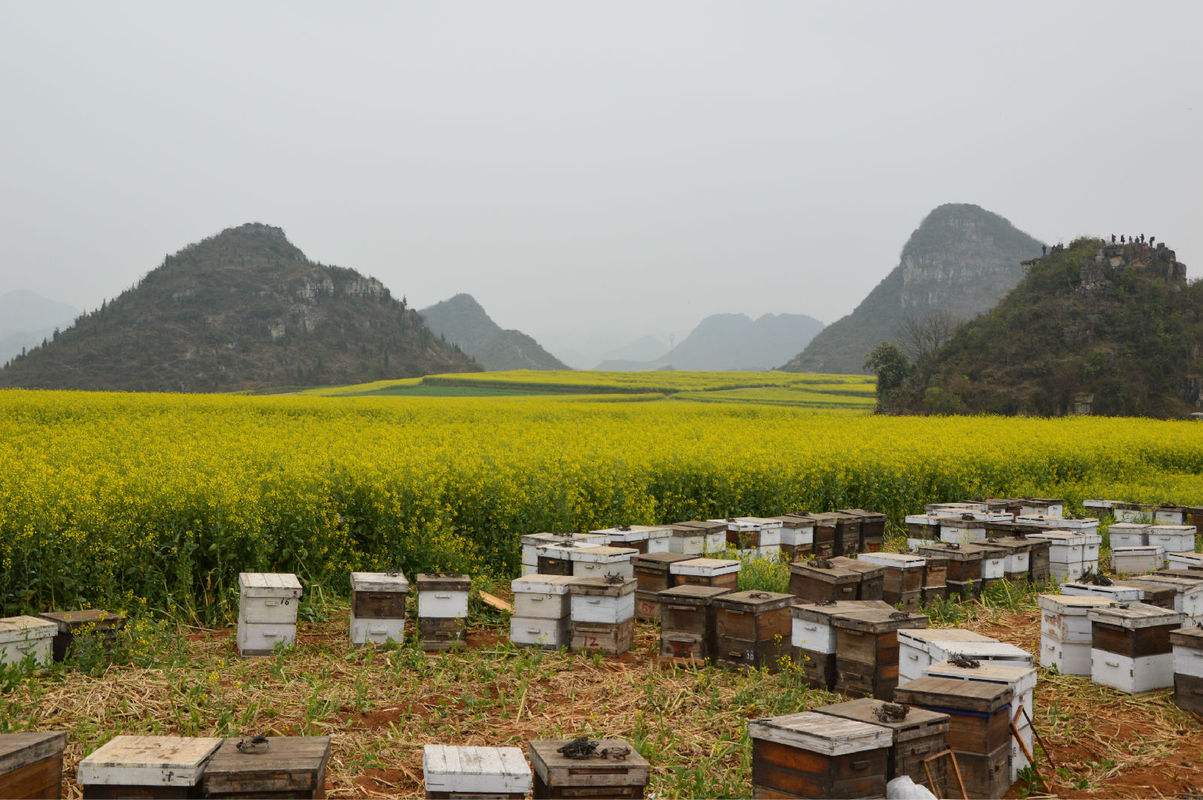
[898,310,960,364]
[864,342,911,411]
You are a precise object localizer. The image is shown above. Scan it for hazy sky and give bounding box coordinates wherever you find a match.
[2,1,1201,366]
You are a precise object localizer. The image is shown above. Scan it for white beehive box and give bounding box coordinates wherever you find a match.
[589,525,671,553]
[1172,628,1203,679]
[778,519,815,547]
[924,502,987,515]
[510,574,576,619]
[1114,505,1151,523]
[790,601,866,654]
[569,578,636,624]
[669,557,741,580]
[1168,552,1203,571]
[1108,523,1149,549]
[349,572,409,644]
[1148,525,1197,554]
[520,532,606,570]
[897,628,998,684]
[0,616,57,667]
[238,573,302,656]
[938,517,987,545]
[1154,507,1188,525]
[349,618,406,645]
[1040,637,1092,675]
[570,546,638,579]
[1060,581,1144,603]
[416,574,471,619]
[1026,531,1087,567]
[1019,516,1098,534]
[1020,499,1064,518]
[1111,546,1164,574]
[77,735,222,790]
[1132,573,1203,618]
[1089,603,1184,693]
[1038,594,1115,644]
[422,745,532,797]
[857,552,926,569]
[509,616,569,649]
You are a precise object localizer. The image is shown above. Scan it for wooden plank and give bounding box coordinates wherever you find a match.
[477,592,513,614]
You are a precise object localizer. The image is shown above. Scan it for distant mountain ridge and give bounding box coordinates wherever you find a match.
[597,312,824,371]
[0,290,79,365]
[782,203,1045,373]
[0,223,478,392]
[419,293,567,371]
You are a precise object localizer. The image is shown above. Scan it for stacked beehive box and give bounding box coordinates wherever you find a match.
[416,574,470,652]
[201,736,331,799]
[774,513,816,561]
[1138,573,1203,619]
[1060,580,1143,603]
[1024,531,1092,582]
[894,677,1013,799]
[510,574,576,649]
[528,738,649,799]
[857,552,925,609]
[921,555,949,605]
[814,699,950,793]
[669,557,740,590]
[350,572,409,645]
[1112,545,1164,574]
[1155,506,1188,525]
[667,520,728,555]
[1171,626,1203,714]
[659,584,731,662]
[837,509,887,552]
[748,712,892,800]
[1037,593,1115,675]
[422,745,531,799]
[569,577,635,656]
[0,731,66,800]
[828,557,885,601]
[35,610,124,662]
[962,542,1008,591]
[632,552,694,621]
[1111,578,1177,608]
[0,616,57,667]
[1166,551,1203,573]
[831,605,927,700]
[904,513,941,552]
[237,573,302,657]
[1089,602,1184,693]
[77,735,223,799]
[1108,522,1150,549]
[811,512,861,557]
[712,590,793,671]
[938,514,988,545]
[568,546,639,580]
[1083,498,1126,519]
[589,524,671,554]
[716,517,783,560]
[1147,524,1197,556]
[916,543,982,600]
[986,538,1032,582]
[1113,503,1152,523]
[790,600,868,690]
[789,560,860,603]
[897,628,1028,686]
[521,533,606,576]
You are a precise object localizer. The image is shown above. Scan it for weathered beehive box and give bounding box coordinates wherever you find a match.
[856,552,925,608]
[535,542,587,576]
[1112,546,1164,575]
[960,542,1007,588]
[667,520,728,556]
[1113,503,1151,523]
[669,558,740,590]
[570,578,636,655]
[893,677,1013,800]
[0,731,66,800]
[1171,626,1203,715]
[924,502,986,515]
[813,698,949,791]
[0,616,59,667]
[1089,602,1183,693]
[1017,514,1098,535]
[712,591,793,671]
[920,555,949,606]
[1083,498,1122,518]
[812,512,861,557]
[831,606,927,700]
[828,557,885,601]
[589,525,671,555]
[417,574,471,652]
[716,517,785,559]
[1186,506,1203,529]
[201,736,330,799]
[774,514,816,560]
[659,584,732,661]
[1166,551,1203,573]
[632,553,694,621]
[748,711,891,800]
[789,560,860,604]
[915,543,982,583]
[528,739,649,799]
[837,509,887,552]
[1020,498,1063,518]
[35,610,125,662]
[1147,524,1197,554]
[1112,579,1177,609]
[1026,538,1051,582]
[904,514,941,552]
[984,497,1025,515]
[1038,593,1115,675]
[1154,506,1188,525]
[938,515,988,545]
[1024,531,1090,582]
[897,628,997,685]
[569,546,638,580]
[423,745,532,799]
[1061,580,1143,602]
[510,574,577,650]
[522,533,606,576]
[790,600,877,690]
[1107,523,1150,549]
[237,573,302,657]
[78,735,223,799]
[1135,573,1203,618]
[985,538,1032,582]
[349,572,408,645]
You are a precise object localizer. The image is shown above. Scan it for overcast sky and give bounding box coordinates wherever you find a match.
[2,1,1201,366]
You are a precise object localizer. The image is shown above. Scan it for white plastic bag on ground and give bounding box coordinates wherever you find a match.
[886,775,937,800]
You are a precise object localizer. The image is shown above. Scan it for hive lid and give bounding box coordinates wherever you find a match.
[659,584,733,603]
[712,590,793,611]
[521,532,606,547]
[1135,573,1203,591]
[0,731,67,776]
[77,735,223,787]
[1150,524,1198,534]
[238,573,303,598]
[904,514,942,526]
[1108,522,1151,533]
[894,676,1013,713]
[1088,602,1185,628]
[569,577,637,597]
[829,556,885,578]
[0,615,57,645]
[837,508,887,521]
[1037,594,1116,613]
[774,514,816,528]
[350,572,410,593]
[788,561,861,583]
[632,552,696,569]
[1170,627,1203,648]
[423,745,532,793]
[36,609,125,632]
[830,606,928,633]
[528,739,650,784]
[590,525,671,541]
[1113,545,1162,555]
[814,698,949,740]
[669,558,741,576]
[415,574,471,592]
[936,515,988,527]
[857,552,926,568]
[571,545,639,562]
[670,520,727,533]
[791,600,890,623]
[957,542,1008,558]
[511,574,579,595]
[749,711,892,755]
[986,537,1033,552]
[1167,553,1203,566]
[915,543,981,562]
[201,736,331,794]
[897,628,995,647]
[810,511,860,525]
[924,660,1037,695]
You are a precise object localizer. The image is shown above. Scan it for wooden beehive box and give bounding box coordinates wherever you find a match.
[985,538,1032,582]
[788,560,860,604]
[632,553,693,619]
[1021,497,1064,518]
[237,573,302,657]
[774,514,816,561]
[669,558,740,590]
[589,525,671,555]
[422,745,532,799]
[893,676,1013,757]
[904,514,941,542]
[1025,537,1050,582]
[510,574,576,650]
[1089,602,1184,693]
[535,542,585,576]
[570,546,638,580]
[77,736,223,799]
[921,554,948,597]
[1166,552,1203,573]
[667,520,728,555]
[897,628,998,685]
[1137,573,1203,618]
[658,584,732,662]
[1108,523,1150,549]
[1037,593,1114,675]
[1112,579,1177,609]
[837,509,887,552]
[712,591,793,671]
[570,578,636,655]
[856,552,925,608]
[747,711,891,800]
[0,616,57,668]
[0,731,66,800]
[1171,626,1203,714]
[959,542,1007,584]
[813,698,949,790]
[828,557,885,601]
[915,543,982,583]
[349,572,408,645]
[831,605,927,700]
[812,512,862,557]
[35,610,124,663]
[790,601,879,691]
[200,736,330,799]
[528,739,649,799]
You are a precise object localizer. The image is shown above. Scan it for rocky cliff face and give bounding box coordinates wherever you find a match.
[419,293,567,371]
[782,204,1044,373]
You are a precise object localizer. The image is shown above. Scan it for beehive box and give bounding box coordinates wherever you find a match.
[1038,593,1115,675]
[1113,504,1151,523]
[632,553,694,621]
[0,731,66,800]
[1154,507,1188,525]
[921,554,948,597]
[837,509,887,552]
[831,605,927,700]
[200,736,330,799]
[1166,551,1203,573]
[946,579,981,601]
[1026,539,1051,582]
[1112,546,1165,575]
[924,502,987,515]
[897,628,998,685]
[717,517,785,558]
[747,711,891,800]
[669,558,740,590]
[811,512,861,557]
[712,591,793,671]
[1024,531,1088,582]
[0,616,61,667]
[775,514,816,561]
[570,578,636,655]
[904,514,941,552]
[1020,498,1064,518]
[510,575,577,650]
[1187,506,1203,529]
[790,601,881,691]
[1108,523,1150,549]
[422,745,532,799]
[528,739,649,799]
[788,560,860,604]
[954,745,1012,800]
[1083,499,1121,518]
[569,546,638,580]
[667,520,728,555]
[1148,524,1197,554]
[828,557,885,601]
[349,572,408,645]
[589,525,671,554]
[77,736,223,799]
[1061,581,1143,603]
[417,574,471,652]
[535,542,586,576]
[522,533,606,575]
[984,497,1025,515]
[1017,515,1098,534]
[659,585,732,661]
[959,542,1007,584]
[1089,602,1184,693]
[1112,579,1177,609]
[984,538,1032,582]
[813,699,949,791]
[1171,627,1203,715]
[938,515,988,545]
[856,552,925,608]
[237,573,302,657]
[1135,573,1203,618]
[915,543,982,583]
[35,610,124,663]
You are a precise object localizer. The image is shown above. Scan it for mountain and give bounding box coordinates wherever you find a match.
[591,335,670,370]
[0,290,80,365]
[419,293,567,371]
[782,203,1045,373]
[878,237,1199,418]
[598,312,825,371]
[0,223,478,392]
